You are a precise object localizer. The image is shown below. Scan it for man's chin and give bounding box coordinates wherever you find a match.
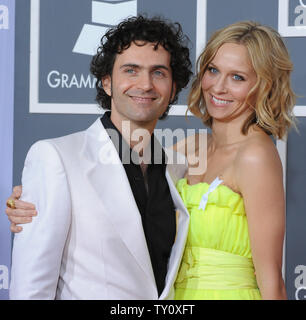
[127,110,163,123]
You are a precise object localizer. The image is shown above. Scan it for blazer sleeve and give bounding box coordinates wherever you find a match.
[10,140,72,299]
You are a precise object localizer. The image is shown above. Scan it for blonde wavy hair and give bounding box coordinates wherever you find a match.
[188,21,296,140]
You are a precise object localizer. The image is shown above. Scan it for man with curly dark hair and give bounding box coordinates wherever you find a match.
[90,15,192,118]
[8,15,192,299]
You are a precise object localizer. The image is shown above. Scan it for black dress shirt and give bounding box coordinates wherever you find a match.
[100,112,176,296]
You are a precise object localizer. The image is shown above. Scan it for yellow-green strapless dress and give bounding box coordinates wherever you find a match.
[174,177,261,300]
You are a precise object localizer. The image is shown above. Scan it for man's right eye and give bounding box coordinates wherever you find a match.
[125,68,136,74]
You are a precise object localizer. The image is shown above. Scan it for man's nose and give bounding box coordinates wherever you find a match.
[137,72,153,91]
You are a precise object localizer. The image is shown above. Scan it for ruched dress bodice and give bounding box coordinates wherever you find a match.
[174,177,261,300]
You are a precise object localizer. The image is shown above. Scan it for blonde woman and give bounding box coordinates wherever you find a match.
[174,21,296,300]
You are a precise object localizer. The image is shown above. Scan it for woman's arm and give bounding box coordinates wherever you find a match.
[236,140,287,300]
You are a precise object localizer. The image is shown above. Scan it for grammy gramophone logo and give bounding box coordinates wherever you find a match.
[73,0,137,56]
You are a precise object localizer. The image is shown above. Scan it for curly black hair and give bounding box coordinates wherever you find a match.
[90,15,193,119]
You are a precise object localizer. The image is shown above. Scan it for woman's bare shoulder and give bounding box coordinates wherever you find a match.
[235,133,282,179]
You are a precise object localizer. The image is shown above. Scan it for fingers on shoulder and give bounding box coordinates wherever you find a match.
[5,207,36,218]
[8,214,33,224]
[12,185,22,198]
[10,223,22,233]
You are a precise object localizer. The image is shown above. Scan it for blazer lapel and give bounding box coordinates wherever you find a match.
[82,119,156,290]
[159,153,190,300]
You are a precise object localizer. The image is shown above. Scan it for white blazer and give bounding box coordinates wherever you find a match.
[10,118,189,300]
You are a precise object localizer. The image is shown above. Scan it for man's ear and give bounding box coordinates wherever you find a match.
[102,75,111,96]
